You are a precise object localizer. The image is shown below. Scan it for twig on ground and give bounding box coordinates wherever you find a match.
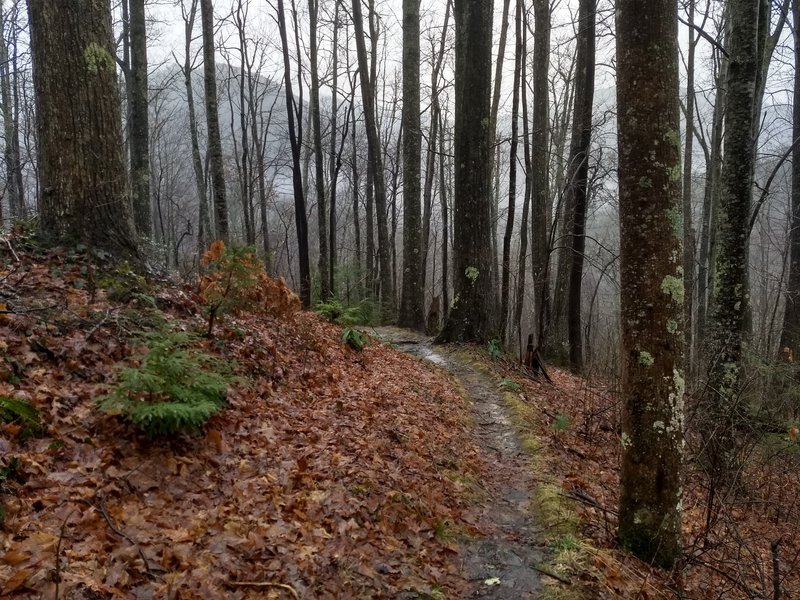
[85,311,111,341]
[532,564,572,585]
[54,509,74,600]
[227,580,300,599]
[2,236,19,262]
[97,500,153,576]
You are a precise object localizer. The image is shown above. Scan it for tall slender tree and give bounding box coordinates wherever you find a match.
[128,0,150,238]
[352,0,394,320]
[276,0,311,306]
[616,0,684,568]
[436,0,495,343]
[200,0,229,244]
[706,0,760,481]
[28,0,138,260]
[780,0,800,355]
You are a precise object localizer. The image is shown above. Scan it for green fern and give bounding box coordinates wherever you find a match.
[342,327,368,352]
[99,332,230,436]
[316,298,364,326]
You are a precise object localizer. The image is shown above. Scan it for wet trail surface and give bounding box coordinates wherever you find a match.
[373,328,545,599]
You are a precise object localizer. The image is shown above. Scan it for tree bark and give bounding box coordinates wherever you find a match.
[129,0,151,238]
[351,0,395,320]
[200,0,229,243]
[398,0,424,329]
[616,0,684,568]
[565,0,596,373]
[0,0,22,220]
[531,0,551,348]
[706,0,760,482]
[28,0,139,261]
[276,0,311,306]
[436,0,495,343]
[780,0,800,355]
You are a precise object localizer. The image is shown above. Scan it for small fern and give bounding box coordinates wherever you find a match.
[487,338,502,361]
[0,396,42,438]
[99,332,231,436]
[342,327,368,352]
[498,378,521,393]
[316,298,364,326]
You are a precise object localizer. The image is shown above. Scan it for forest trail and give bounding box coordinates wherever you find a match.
[373,327,546,599]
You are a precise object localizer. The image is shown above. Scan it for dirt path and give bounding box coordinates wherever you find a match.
[373,328,545,599]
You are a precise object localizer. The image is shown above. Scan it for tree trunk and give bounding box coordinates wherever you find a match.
[200,0,229,243]
[308,0,329,300]
[436,0,495,343]
[706,0,760,482]
[276,0,311,306]
[500,0,523,341]
[28,0,139,261]
[129,0,150,238]
[531,0,551,348]
[682,0,697,375]
[352,0,395,320]
[565,0,596,374]
[0,0,22,220]
[398,0,424,329]
[616,0,684,568]
[780,0,800,355]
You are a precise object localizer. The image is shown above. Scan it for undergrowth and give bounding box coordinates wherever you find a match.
[98,331,232,436]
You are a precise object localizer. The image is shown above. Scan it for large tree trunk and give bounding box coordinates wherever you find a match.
[780,0,800,355]
[28,0,138,261]
[129,0,150,238]
[616,0,684,568]
[531,0,551,348]
[352,0,395,320]
[398,0,424,329]
[436,0,495,343]
[200,0,229,244]
[565,0,596,373]
[705,0,760,483]
[328,0,341,296]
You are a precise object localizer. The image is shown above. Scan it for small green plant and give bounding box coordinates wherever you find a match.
[550,533,581,553]
[0,396,42,438]
[98,332,231,436]
[342,327,368,352]
[316,298,364,326]
[499,378,521,393]
[487,338,502,361]
[552,413,570,432]
[0,456,25,528]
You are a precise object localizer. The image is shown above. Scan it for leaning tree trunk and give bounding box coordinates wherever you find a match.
[200,0,229,244]
[28,0,139,261]
[616,0,684,568]
[436,0,495,343]
[0,0,21,220]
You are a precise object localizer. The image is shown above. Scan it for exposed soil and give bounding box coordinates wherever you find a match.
[373,328,546,599]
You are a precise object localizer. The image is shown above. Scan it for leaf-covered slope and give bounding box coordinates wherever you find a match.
[0,246,483,599]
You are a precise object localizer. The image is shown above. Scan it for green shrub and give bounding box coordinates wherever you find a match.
[98,332,231,436]
[499,378,521,393]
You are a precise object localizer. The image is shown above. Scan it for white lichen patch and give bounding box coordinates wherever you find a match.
[652,420,665,432]
[666,319,678,335]
[621,432,633,449]
[638,351,655,367]
[660,274,685,304]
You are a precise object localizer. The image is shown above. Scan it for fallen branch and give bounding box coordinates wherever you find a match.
[532,564,572,585]
[2,236,19,262]
[227,580,300,599]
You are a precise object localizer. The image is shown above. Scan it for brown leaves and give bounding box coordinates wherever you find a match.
[0,246,482,598]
